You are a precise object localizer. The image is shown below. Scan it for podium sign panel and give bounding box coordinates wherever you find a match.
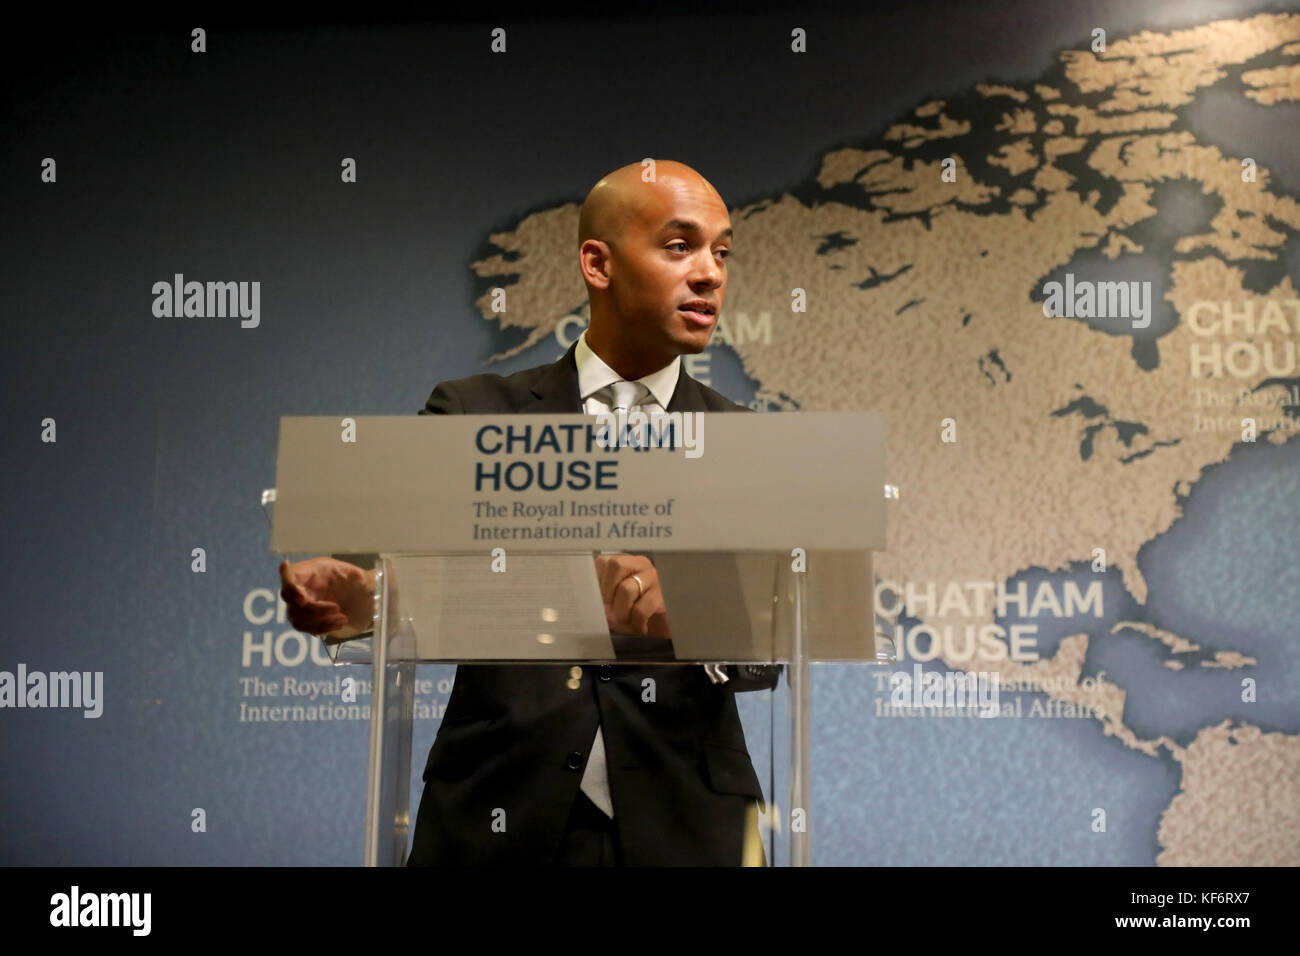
[271,412,885,554]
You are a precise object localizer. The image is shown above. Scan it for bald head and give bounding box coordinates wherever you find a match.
[578,160,723,248]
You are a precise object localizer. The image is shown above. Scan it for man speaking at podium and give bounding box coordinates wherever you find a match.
[279,160,778,866]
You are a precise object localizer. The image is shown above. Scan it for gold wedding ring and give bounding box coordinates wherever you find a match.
[631,574,644,599]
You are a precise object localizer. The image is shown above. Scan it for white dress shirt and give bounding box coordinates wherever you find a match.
[573,330,729,818]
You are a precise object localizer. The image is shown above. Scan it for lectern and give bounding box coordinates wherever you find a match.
[267,410,891,866]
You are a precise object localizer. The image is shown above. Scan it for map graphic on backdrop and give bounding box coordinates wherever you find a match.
[462,13,1300,864]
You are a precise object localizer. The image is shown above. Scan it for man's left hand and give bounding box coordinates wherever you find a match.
[594,553,671,638]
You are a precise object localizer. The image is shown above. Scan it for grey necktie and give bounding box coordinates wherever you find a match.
[579,379,649,817]
[605,379,648,423]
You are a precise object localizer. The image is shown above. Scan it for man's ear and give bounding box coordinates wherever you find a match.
[579,239,612,290]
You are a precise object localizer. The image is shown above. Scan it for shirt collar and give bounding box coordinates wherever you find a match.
[575,329,681,409]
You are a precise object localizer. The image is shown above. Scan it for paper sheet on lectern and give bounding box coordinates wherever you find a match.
[392,553,614,660]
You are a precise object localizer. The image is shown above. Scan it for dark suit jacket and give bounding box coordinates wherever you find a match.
[406,340,777,866]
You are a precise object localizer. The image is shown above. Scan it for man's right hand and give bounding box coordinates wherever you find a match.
[279,557,376,639]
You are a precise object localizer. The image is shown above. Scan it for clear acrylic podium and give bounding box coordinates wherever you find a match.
[312,548,891,867]
[265,408,891,866]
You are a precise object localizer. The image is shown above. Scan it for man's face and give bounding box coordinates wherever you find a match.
[608,177,732,362]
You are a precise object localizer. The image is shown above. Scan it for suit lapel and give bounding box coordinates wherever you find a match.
[666,368,707,413]
[521,340,709,414]
[521,342,584,413]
